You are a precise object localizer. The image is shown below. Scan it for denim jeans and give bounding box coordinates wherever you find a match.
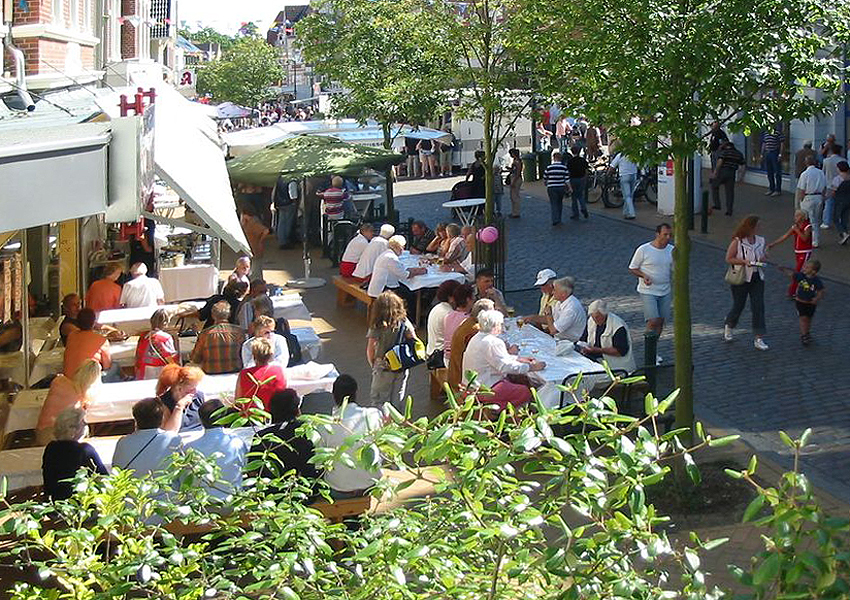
[822,196,834,227]
[764,151,781,193]
[620,173,637,217]
[547,186,566,224]
[725,272,766,335]
[275,203,297,247]
[836,197,850,235]
[570,177,587,217]
[494,192,503,216]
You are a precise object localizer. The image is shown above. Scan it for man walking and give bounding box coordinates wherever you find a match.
[821,144,841,228]
[796,155,827,247]
[708,121,729,170]
[628,224,674,363]
[543,152,571,226]
[609,152,638,220]
[566,145,590,220]
[710,140,745,216]
[761,126,785,197]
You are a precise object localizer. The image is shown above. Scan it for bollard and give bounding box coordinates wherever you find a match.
[643,331,659,396]
[700,189,709,234]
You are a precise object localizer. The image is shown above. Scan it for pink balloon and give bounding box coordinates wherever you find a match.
[479,226,499,244]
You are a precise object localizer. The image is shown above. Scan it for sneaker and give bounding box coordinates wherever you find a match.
[656,355,663,365]
[840,232,850,245]
[801,334,812,346]
[772,191,782,197]
[764,190,774,196]
[820,223,830,229]
[723,325,733,341]
[812,241,819,248]
[754,338,769,351]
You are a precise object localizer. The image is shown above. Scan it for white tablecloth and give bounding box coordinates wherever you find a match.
[4,362,339,436]
[0,427,256,492]
[398,252,465,291]
[160,264,219,302]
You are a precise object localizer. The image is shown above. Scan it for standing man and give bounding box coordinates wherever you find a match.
[404,137,421,179]
[761,126,785,197]
[273,176,297,249]
[609,152,638,220]
[628,223,674,363]
[796,155,827,247]
[543,152,571,226]
[556,116,571,154]
[710,140,745,216]
[566,145,589,220]
[708,121,729,170]
[820,144,842,229]
[820,133,843,160]
[85,263,123,314]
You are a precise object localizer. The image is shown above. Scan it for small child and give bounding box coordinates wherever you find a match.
[767,210,812,298]
[320,176,352,221]
[780,259,825,346]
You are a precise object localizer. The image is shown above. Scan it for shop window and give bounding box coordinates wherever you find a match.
[747,122,791,174]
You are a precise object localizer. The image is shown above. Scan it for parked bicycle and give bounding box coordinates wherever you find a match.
[585,156,610,204]
[599,167,658,209]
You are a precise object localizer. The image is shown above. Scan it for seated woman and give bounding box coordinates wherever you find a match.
[156,364,206,432]
[441,224,467,263]
[42,407,108,501]
[461,309,546,411]
[134,309,179,380]
[63,308,112,379]
[251,389,321,484]
[241,315,289,368]
[425,222,448,254]
[577,299,636,373]
[36,359,101,446]
[442,233,476,282]
[235,337,287,412]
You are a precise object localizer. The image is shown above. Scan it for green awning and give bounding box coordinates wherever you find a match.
[226,134,405,187]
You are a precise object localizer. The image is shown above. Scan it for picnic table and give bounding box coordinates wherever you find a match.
[3,362,339,440]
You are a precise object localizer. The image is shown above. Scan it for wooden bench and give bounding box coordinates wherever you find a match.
[333,276,373,310]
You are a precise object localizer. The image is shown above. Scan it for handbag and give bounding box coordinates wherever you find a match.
[724,238,747,286]
[426,349,445,370]
[384,321,427,372]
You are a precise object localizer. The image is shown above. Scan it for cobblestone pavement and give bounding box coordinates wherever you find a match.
[393,176,850,501]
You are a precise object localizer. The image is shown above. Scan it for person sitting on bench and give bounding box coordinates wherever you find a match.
[340,223,374,279]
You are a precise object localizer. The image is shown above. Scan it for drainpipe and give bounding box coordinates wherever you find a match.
[3,21,36,111]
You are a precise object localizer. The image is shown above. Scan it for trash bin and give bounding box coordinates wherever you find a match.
[537,150,551,180]
[522,153,538,182]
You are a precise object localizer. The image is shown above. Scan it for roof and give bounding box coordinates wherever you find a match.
[177,35,204,54]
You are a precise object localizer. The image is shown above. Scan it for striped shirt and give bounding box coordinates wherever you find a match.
[321,187,348,219]
[761,132,784,153]
[543,162,569,188]
[717,145,744,171]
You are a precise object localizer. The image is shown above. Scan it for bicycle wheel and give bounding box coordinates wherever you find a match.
[586,169,601,204]
[644,173,658,205]
[601,175,624,208]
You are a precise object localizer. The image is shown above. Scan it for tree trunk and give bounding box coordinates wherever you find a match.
[672,152,694,446]
[483,105,494,225]
[382,122,395,220]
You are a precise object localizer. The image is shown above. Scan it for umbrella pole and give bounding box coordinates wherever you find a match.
[287,176,326,289]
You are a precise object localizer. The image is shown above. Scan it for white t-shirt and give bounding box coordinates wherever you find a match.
[823,154,841,183]
[629,242,674,296]
[462,332,529,389]
[367,250,408,298]
[552,295,585,342]
[352,237,388,278]
[318,403,383,492]
[119,275,165,308]
[341,233,370,264]
[426,301,453,354]
[797,165,827,196]
[610,153,638,176]
[241,333,290,368]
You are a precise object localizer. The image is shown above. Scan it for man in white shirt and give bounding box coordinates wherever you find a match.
[119,263,165,308]
[821,144,842,230]
[317,375,384,496]
[543,277,585,342]
[112,398,182,478]
[184,399,248,501]
[366,236,427,298]
[628,223,674,359]
[796,155,828,247]
[241,315,290,368]
[339,223,374,278]
[352,224,395,280]
[609,153,639,220]
[523,268,557,329]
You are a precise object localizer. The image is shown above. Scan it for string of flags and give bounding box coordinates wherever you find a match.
[116,16,172,26]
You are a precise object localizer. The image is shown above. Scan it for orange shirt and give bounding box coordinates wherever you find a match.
[36,375,86,434]
[64,330,110,377]
[85,278,122,314]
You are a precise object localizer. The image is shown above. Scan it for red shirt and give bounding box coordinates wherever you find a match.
[236,364,287,411]
[793,221,813,253]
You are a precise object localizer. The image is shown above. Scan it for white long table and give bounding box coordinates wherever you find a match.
[160,264,219,302]
[4,362,339,437]
[0,427,256,492]
[399,252,465,291]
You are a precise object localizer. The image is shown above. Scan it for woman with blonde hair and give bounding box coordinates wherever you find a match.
[235,337,287,412]
[36,359,101,445]
[134,308,179,380]
[426,223,448,254]
[724,215,769,350]
[366,291,416,407]
[156,364,206,432]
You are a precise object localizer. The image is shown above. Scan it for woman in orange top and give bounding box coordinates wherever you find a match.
[63,309,111,377]
[36,359,102,445]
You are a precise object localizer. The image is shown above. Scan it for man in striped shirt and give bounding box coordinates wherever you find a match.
[321,176,350,220]
[543,153,572,225]
[761,128,785,196]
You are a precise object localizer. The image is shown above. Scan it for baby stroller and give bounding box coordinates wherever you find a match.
[450,180,477,200]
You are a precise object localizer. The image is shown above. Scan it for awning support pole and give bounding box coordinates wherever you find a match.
[287,177,326,289]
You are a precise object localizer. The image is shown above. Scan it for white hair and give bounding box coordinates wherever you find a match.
[54,407,87,441]
[379,224,396,239]
[130,262,148,277]
[388,235,407,251]
[553,276,575,294]
[588,299,608,316]
[477,309,504,334]
[236,256,251,266]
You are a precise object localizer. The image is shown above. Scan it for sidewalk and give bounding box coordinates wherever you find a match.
[522,174,850,285]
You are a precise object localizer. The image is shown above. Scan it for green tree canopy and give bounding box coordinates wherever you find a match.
[511,0,850,440]
[196,37,285,108]
[180,26,236,53]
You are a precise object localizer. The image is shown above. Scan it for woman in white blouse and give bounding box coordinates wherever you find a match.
[426,280,460,360]
[462,309,545,411]
[724,215,769,351]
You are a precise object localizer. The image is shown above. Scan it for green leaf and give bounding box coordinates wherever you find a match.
[707,434,740,447]
[753,553,780,586]
[391,565,406,586]
[747,455,758,475]
[800,427,812,448]
[742,494,765,523]
[778,430,795,449]
[281,586,300,600]
[683,453,700,485]
[701,537,728,551]
[724,468,744,479]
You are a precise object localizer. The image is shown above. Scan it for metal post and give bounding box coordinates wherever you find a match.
[20,232,30,389]
[700,189,709,234]
[287,177,326,288]
[643,331,658,369]
[686,159,694,231]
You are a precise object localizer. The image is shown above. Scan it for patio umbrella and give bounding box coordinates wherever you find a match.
[226,134,405,187]
[227,134,405,288]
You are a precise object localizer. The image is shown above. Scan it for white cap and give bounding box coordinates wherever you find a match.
[380,224,396,239]
[534,268,557,287]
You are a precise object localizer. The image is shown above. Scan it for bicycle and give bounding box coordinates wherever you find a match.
[599,167,658,209]
[585,156,610,204]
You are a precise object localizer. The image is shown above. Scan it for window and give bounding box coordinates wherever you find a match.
[69,0,79,29]
[83,0,92,32]
[106,0,122,61]
[52,0,64,25]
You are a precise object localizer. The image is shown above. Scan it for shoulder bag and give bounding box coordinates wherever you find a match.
[724,238,747,286]
[384,321,427,372]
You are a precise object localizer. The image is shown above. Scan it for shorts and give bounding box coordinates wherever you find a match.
[640,292,672,321]
[795,301,816,318]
